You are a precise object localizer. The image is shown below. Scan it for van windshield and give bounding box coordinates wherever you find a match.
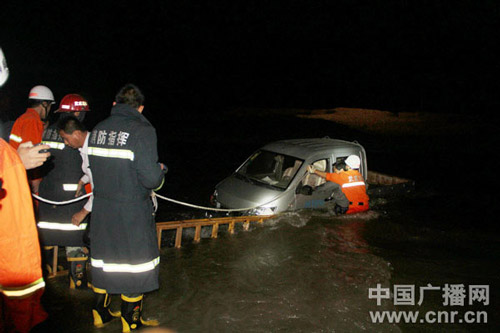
[236,150,304,190]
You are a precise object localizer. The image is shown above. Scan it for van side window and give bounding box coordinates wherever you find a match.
[237,150,304,189]
[336,156,348,164]
[302,159,328,188]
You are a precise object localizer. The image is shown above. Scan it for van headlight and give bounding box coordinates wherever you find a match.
[250,206,276,216]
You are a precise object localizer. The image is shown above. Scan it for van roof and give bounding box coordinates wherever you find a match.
[262,138,363,160]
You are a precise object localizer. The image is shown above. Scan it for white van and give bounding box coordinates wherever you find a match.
[211,138,367,215]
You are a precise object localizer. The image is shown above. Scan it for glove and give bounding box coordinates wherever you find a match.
[307,165,316,174]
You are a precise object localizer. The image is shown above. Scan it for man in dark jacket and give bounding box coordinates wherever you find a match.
[87,84,166,331]
[38,94,91,289]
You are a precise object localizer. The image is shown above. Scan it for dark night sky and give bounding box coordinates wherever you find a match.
[1,0,500,125]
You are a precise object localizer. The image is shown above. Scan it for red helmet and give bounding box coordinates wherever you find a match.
[56,94,90,112]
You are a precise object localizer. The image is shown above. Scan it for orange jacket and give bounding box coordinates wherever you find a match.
[326,169,369,213]
[8,108,44,150]
[0,139,47,331]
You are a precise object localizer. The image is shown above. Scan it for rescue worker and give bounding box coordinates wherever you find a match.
[308,155,369,214]
[57,115,93,239]
[324,162,350,215]
[1,49,50,332]
[87,84,166,331]
[37,94,91,288]
[1,137,50,331]
[9,85,55,193]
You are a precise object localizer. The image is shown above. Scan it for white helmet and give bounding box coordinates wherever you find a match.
[29,85,55,104]
[0,47,9,87]
[345,155,361,169]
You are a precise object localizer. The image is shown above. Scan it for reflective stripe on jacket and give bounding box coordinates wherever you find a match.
[38,221,88,230]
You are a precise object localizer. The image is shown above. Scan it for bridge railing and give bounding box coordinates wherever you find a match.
[155,215,274,249]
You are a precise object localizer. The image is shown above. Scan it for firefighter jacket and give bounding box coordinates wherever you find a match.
[9,108,45,182]
[37,123,88,246]
[87,104,165,294]
[0,139,47,331]
[326,169,369,214]
[8,108,44,150]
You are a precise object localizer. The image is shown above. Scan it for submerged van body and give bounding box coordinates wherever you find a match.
[211,138,367,215]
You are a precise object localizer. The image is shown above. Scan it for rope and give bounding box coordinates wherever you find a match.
[32,192,92,205]
[152,192,284,213]
[31,172,310,212]
[32,191,271,213]
[152,171,310,213]
[32,188,287,213]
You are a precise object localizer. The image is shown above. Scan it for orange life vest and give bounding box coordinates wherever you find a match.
[0,139,47,331]
[326,169,369,214]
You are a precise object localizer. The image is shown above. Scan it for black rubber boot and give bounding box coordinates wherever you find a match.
[68,257,88,289]
[92,287,120,328]
[120,294,159,332]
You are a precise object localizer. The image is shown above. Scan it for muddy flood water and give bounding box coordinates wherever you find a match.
[33,110,499,332]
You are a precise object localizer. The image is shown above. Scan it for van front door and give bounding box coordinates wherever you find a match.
[293,159,332,210]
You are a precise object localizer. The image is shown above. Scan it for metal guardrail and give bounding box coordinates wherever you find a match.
[156,215,274,249]
[44,246,68,279]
